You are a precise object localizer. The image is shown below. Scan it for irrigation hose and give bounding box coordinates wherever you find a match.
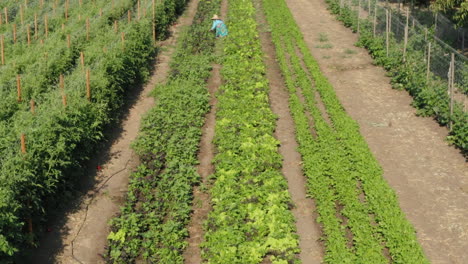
[70,157,133,264]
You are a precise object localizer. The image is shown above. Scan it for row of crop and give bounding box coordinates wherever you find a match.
[199,0,300,263]
[261,0,429,263]
[326,0,468,155]
[105,0,218,262]
[0,0,185,260]
[0,0,138,122]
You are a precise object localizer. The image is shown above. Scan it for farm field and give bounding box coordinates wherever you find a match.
[0,0,466,263]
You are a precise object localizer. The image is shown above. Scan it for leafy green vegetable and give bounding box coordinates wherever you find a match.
[200,0,300,263]
[261,0,430,262]
[106,0,218,262]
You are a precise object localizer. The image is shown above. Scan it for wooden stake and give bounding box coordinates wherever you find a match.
[86,18,90,41]
[20,5,24,25]
[152,0,155,21]
[373,3,377,37]
[13,24,16,43]
[34,13,38,39]
[389,9,392,33]
[65,0,69,21]
[86,69,91,100]
[24,0,28,9]
[80,52,85,68]
[403,9,409,61]
[137,0,140,20]
[403,25,408,61]
[27,27,31,45]
[1,35,4,65]
[121,32,125,50]
[0,13,3,26]
[449,53,455,131]
[59,74,64,91]
[21,134,26,154]
[406,7,409,29]
[114,20,118,33]
[128,10,131,23]
[426,42,431,82]
[62,94,67,107]
[386,9,389,56]
[100,8,103,17]
[152,22,156,44]
[30,99,35,114]
[79,0,82,6]
[4,8,8,24]
[45,15,48,38]
[17,75,22,102]
[357,0,361,33]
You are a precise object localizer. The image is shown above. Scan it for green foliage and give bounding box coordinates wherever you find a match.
[262,0,430,263]
[0,0,185,260]
[431,0,468,27]
[327,0,467,155]
[106,0,218,262]
[200,0,300,263]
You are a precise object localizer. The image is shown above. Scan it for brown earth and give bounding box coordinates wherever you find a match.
[20,1,201,263]
[182,64,219,264]
[284,0,468,263]
[183,1,228,263]
[254,1,324,263]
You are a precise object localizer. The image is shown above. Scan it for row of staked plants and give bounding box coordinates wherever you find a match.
[106,0,218,262]
[0,0,137,121]
[0,0,186,260]
[326,0,468,155]
[261,0,429,262]
[200,0,300,263]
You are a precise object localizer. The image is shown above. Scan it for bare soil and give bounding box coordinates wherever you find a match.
[183,2,228,263]
[255,1,324,262]
[182,60,219,264]
[20,1,201,263]
[284,0,468,262]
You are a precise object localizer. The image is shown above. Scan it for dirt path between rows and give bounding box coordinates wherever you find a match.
[183,1,228,263]
[284,0,468,262]
[21,2,201,263]
[254,1,324,263]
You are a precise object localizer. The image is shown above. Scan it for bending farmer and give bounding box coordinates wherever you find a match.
[210,14,228,38]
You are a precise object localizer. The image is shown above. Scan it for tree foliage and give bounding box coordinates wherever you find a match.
[431,0,468,26]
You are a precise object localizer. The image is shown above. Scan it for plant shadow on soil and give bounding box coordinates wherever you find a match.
[16,50,163,264]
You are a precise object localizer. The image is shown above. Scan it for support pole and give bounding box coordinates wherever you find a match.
[386,9,389,56]
[30,99,35,114]
[426,42,431,82]
[17,75,21,102]
[449,53,455,131]
[1,35,4,65]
